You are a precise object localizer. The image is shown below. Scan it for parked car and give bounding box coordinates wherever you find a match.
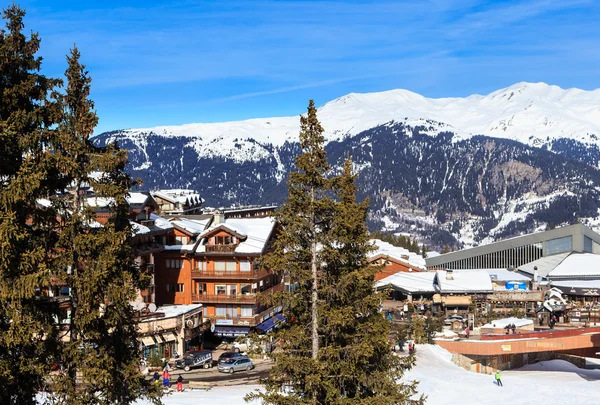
[218,351,246,364]
[217,357,254,374]
[175,350,213,371]
[444,315,465,325]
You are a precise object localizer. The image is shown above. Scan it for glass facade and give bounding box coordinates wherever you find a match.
[545,236,572,255]
[584,236,593,253]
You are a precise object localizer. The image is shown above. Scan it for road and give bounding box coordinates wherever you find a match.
[171,359,273,386]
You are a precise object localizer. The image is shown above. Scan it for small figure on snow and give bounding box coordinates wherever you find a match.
[177,374,183,392]
[153,371,160,385]
[511,323,516,334]
[162,369,170,389]
[465,326,470,339]
[495,370,503,387]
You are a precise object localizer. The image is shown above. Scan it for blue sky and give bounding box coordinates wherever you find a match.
[12,0,600,133]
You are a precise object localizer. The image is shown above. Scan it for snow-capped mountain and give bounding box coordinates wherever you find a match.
[94,82,600,249]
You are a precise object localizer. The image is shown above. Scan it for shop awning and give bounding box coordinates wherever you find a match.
[160,332,178,342]
[255,313,286,333]
[213,326,251,338]
[140,336,156,346]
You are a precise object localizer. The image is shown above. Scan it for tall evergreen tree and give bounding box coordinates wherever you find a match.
[250,103,422,404]
[50,48,159,404]
[0,5,63,404]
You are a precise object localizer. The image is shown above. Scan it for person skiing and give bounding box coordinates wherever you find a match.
[153,371,160,385]
[465,326,470,339]
[511,323,516,334]
[177,374,183,392]
[495,370,503,387]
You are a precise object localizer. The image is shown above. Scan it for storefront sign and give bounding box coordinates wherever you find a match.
[506,281,527,291]
[216,319,234,325]
[501,345,511,352]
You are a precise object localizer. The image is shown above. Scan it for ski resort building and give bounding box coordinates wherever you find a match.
[154,209,283,338]
[368,239,427,281]
[152,189,204,216]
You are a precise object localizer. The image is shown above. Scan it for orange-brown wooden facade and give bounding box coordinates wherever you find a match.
[370,254,424,281]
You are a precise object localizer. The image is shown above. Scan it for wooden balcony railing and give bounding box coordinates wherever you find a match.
[206,306,283,327]
[205,244,237,253]
[191,268,271,280]
[191,283,285,304]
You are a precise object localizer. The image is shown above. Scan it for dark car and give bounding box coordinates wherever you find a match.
[175,350,213,371]
[218,351,246,364]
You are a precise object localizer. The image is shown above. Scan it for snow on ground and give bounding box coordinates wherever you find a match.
[133,344,599,405]
[404,344,600,405]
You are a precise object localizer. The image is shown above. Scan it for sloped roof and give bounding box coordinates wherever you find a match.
[375,271,436,294]
[434,270,493,293]
[518,252,571,278]
[171,217,211,235]
[458,269,531,282]
[368,239,427,270]
[193,217,276,255]
[547,253,600,278]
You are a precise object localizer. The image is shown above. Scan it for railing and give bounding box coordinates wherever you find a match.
[191,268,271,280]
[205,244,237,253]
[206,306,282,327]
[191,283,284,304]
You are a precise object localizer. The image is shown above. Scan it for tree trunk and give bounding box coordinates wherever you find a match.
[311,187,319,360]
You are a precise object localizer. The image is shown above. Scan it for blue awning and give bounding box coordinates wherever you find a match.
[213,326,250,338]
[255,313,286,333]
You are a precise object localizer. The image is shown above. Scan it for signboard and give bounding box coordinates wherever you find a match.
[501,345,511,352]
[215,319,233,325]
[564,287,600,296]
[506,281,527,291]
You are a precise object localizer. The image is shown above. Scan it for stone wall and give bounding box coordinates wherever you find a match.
[451,351,586,374]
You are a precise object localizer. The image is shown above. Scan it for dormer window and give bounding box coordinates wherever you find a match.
[216,235,234,245]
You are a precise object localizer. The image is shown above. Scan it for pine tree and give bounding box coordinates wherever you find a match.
[0,5,63,404]
[250,103,422,404]
[50,47,160,404]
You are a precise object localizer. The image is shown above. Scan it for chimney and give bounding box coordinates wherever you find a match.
[445,270,454,280]
[214,210,225,225]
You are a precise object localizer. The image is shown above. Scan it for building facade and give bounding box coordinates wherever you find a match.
[155,211,283,338]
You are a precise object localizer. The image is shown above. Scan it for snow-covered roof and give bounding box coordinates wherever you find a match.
[472,269,531,282]
[551,279,600,289]
[141,304,203,322]
[127,192,150,205]
[434,270,493,293]
[130,221,151,236]
[375,271,436,293]
[518,253,570,278]
[149,213,174,231]
[481,317,533,329]
[152,189,203,205]
[171,217,211,235]
[547,253,600,278]
[193,217,276,255]
[84,196,114,208]
[368,239,427,270]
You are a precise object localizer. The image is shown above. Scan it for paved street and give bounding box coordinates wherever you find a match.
[167,357,273,387]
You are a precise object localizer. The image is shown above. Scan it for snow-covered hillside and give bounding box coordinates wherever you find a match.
[102,82,600,164]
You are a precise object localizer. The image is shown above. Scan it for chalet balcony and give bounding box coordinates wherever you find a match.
[191,268,271,280]
[206,306,282,327]
[205,244,237,253]
[191,283,284,304]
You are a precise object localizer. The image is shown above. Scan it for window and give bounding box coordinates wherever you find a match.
[241,305,254,317]
[215,285,226,295]
[195,283,206,295]
[166,259,183,269]
[214,261,226,271]
[175,235,188,245]
[227,284,237,295]
[226,261,236,272]
[241,284,251,295]
[584,236,593,253]
[166,283,184,293]
[197,261,207,271]
[240,261,251,272]
[546,236,572,255]
[216,305,236,317]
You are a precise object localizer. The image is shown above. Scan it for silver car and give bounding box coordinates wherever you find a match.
[217,357,254,374]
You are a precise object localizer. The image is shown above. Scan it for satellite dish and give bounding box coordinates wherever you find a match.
[186,319,194,328]
[210,323,216,333]
[148,303,157,313]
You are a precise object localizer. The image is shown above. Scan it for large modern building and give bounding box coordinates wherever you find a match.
[425,223,600,273]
